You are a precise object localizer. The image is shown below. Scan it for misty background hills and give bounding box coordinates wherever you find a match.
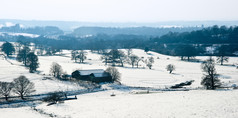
[1,19,238,32]
[1,19,238,38]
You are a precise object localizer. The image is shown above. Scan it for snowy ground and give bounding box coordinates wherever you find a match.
[0,49,238,118]
[1,90,238,118]
[35,90,238,118]
[37,49,238,89]
[0,54,82,94]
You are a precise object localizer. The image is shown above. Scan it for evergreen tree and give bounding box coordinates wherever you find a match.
[144,47,149,53]
[17,46,31,66]
[26,52,39,73]
[1,42,15,57]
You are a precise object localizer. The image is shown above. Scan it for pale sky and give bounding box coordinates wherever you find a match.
[0,0,238,22]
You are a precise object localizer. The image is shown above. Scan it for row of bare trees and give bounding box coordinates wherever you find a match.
[71,50,87,63]
[0,75,35,101]
[100,49,155,69]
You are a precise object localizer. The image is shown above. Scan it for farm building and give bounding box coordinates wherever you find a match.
[71,69,112,83]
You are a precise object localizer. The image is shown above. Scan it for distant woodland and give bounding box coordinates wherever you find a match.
[0,24,238,56]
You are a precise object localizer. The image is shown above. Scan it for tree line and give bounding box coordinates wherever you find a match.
[0,24,64,35]
[1,25,237,58]
[149,25,238,56]
[98,49,155,69]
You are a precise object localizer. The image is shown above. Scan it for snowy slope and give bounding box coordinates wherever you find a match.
[36,49,238,89]
[35,90,238,118]
[0,57,82,94]
[1,49,238,118]
[1,49,237,92]
[0,107,47,118]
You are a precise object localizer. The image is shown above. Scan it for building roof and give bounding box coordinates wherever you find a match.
[77,69,110,77]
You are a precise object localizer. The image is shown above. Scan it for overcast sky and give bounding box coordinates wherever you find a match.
[0,0,238,22]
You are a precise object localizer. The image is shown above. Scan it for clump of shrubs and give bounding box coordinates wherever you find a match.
[170,80,195,89]
[43,91,66,105]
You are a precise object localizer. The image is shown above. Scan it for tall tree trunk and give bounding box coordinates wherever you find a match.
[211,75,215,90]
[221,56,224,65]
[105,58,108,65]
[20,93,24,100]
[120,58,124,67]
[5,95,8,101]
[24,57,27,66]
[181,56,183,60]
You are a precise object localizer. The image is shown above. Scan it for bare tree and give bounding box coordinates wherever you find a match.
[166,64,175,74]
[71,50,78,62]
[50,62,63,78]
[118,50,126,67]
[77,50,87,63]
[145,57,154,69]
[12,75,35,99]
[128,55,139,68]
[136,57,144,68]
[217,56,229,65]
[106,67,121,83]
[108,49,122,66]
[0,82,13,101]
[102,49,125,67]
[216,45,229,65]
[101,51,110,65]
[126,48,132,57]
[201,57,221,90]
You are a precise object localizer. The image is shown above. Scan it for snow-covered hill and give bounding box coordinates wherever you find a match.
[0,49,238,118]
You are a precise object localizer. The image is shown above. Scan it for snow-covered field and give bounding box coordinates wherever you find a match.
[0,53,82,94]
[37,49,238,89]
[1,49,238,118]
[35,90,238,118]
[1,90,238,118]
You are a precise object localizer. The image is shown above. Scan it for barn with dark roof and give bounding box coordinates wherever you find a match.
[71,69,112,83]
